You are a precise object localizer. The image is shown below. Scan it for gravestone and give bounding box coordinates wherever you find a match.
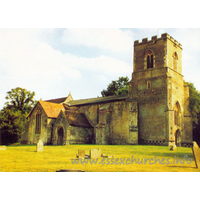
[101,153,108,158]
[66,141,70,145]
[78,150,85,159]
[36,140,43,152]
[0,146,6,150]
[170,144,176,151]
[90,149,101,159]
[192,141,200,169]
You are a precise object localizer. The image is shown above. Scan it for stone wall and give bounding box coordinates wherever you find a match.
[67,126,94,144]
[52,111,94,145]
[130,33,192,146]
[94,100,138,145]
[21,103,54,145]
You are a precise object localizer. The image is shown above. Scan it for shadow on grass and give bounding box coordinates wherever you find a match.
[167,165,197,169]
[144,152,193,158]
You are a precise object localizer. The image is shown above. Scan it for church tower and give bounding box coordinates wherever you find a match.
[129,33,193,146]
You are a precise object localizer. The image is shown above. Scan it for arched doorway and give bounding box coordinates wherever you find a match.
[175,129,181,147]
[57,127,64,145]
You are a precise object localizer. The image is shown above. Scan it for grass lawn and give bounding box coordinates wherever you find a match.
[0,144,199,172]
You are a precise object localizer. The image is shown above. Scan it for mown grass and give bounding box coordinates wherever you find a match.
[0,144,199,172]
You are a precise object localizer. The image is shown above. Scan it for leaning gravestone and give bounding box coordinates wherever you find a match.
[192,141,200,169]
[90,149,101,159]
[0,146,6,150]
[78,150,85,159]
[36,140,43,152]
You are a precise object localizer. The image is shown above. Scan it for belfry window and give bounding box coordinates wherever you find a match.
[147,54,153,69]
[145,51,154,69]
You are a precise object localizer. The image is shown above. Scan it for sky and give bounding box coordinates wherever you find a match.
[0,28,200,109]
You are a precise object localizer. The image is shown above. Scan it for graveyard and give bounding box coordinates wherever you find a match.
[0,144,200,172]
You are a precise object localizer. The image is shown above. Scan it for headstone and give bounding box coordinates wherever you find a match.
[170,144,176,151]
[108,155,114,158]
[90,149,101,159]
[0,146,6,150]
[101,153,114,158]
[65,141,70,145]
[78,150,85,159]
[36,140,43,152]
[192,141,200,169]
[101,153,108,158]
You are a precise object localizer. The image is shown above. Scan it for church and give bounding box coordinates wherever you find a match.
[21,33,193,147]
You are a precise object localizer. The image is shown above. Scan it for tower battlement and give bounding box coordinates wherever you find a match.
[134,33,182,49]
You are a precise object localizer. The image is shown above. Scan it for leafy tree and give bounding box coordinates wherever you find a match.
[187,82,200,124]
[101,76,129,97]
[187,82,200,145]
[0,107,24,145]
[0,87,36,145]
[5,87,36,114]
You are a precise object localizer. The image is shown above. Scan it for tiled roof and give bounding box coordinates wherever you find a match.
[44,97,69,104]
[63,110,93,127]
[44,92,73,104]
[66,94,129,106]
[39,101,65,118]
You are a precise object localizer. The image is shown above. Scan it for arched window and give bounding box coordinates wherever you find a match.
[35,108,42,134]
[174,102,181,126]
[145,51,154,69]
[173,52,178,71]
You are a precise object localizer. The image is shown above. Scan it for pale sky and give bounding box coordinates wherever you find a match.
[0,28,200,109]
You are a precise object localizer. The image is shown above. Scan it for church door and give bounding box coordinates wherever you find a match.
[175,129,181,147]
[57,127,64,145]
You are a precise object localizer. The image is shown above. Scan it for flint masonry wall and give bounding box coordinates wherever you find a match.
[130,33,192,146]
[73,100,138,145]
[51,111,94,145]
[21,103,54,145]
[131,35,169,145]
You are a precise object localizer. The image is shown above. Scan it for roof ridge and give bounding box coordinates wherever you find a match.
[65,94,129,106]
[44,96,68,101]
[70,94,128,101]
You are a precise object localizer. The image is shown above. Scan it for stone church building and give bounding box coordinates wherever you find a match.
[21,33,193,147]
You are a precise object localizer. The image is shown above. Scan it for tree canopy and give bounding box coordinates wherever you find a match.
[0,107,24,145]
[101,76,129,97]
[187,82,200,145]
[0,87,36,145]
[5,87,36,114]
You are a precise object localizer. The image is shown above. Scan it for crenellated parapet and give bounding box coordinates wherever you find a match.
[134,33,182,49]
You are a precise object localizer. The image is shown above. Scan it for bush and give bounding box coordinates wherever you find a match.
[1,132,19,145]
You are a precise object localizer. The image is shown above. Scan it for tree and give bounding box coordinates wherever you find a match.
[187,82,200,124]
[187,82,200,145]
[0,107,24,145]
[101,77,129,97]
[0,87,36,145]
[5,87,36,114]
